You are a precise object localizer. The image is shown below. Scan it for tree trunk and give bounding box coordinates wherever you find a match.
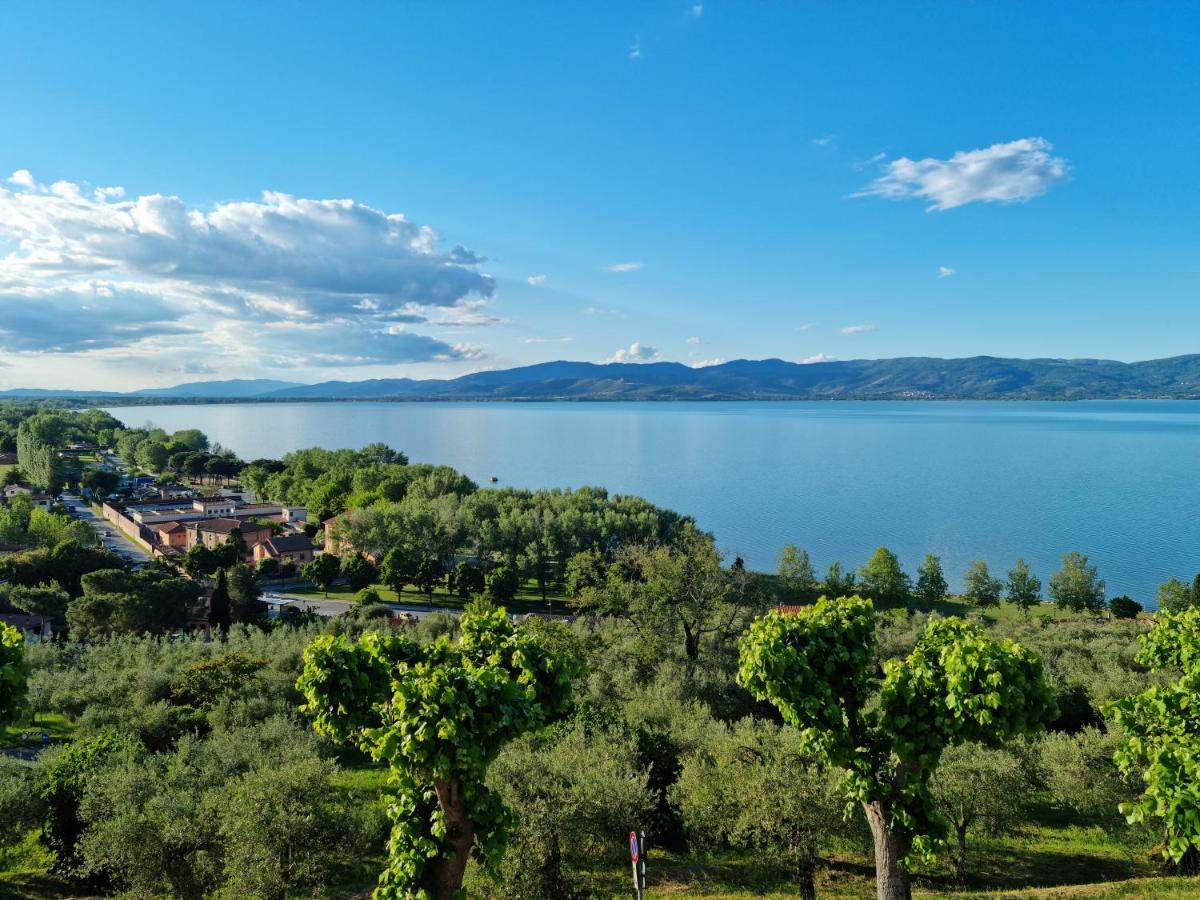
[864,801,912,900]
[421,778,476,900]
[953,821,968,881]
[798,862,816,900]
[683,622,700,675]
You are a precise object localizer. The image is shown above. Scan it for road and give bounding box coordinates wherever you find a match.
[62,493,152,566]
[268,592,463,620]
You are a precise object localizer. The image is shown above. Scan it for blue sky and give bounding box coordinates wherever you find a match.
[0,1,1196,389]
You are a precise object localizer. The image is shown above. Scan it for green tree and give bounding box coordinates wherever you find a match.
[450,560,485,598]
[380,546,417,596]
[857,547,911,606]
[0,622,30,728]
[8,581,70,626]
[739,597,1055,900]
[296,608,579,899]
[1193,573,1200,607]
[1107,606,1200,866]
[1049,552,1106,615]
[37,732,137,877]
[303,553,341,597]
[1158,578,1194,613]
[962,559,1002,608]
[915,554,948,606]
[412,556,444,601]
[341,553,377,592]
[673,718,843,899]
[256,556,281,582]
[485,563,520,604]
[1109,595,1142,619]
[563,549,606,597]
[227,564,264,624]
[930,743,1028,880]
[823,560,857,597]
[1005,558,1042,617]
[80,468,119,501]
[208,568,232,632]
[777,545,818,603]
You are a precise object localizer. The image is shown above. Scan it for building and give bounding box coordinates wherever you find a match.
[3,484,54,511]
[186,518,274,561]
[253,534,316,567]
[150,521,189,549]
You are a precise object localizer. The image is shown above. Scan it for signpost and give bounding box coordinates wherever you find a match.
[629,830,646,898]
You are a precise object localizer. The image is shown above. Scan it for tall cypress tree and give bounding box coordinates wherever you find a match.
[209,568,232,632]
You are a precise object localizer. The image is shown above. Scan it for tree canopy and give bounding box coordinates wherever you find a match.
[296,608,580,898]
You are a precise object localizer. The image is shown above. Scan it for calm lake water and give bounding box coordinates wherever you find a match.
[108,401,1200,604]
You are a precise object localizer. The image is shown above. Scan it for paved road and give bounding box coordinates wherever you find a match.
[268,592,462,620]
[62,493,152,566]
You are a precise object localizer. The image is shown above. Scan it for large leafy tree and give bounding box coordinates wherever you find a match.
[1049,551,1106,615]
[1107,606,1200,867]
[857,547,911,606]
[914,554,948,606]
[296,609,579,899]
[962,560,1002,608]
[777,545,818,603]
[0,622,30,728]
[1005,558,1042,617]
[739,597,1055,900]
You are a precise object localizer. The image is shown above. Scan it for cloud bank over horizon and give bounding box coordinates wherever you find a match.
[0,171,499,376]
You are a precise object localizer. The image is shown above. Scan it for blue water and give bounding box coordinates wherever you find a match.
[108,401,1200,603]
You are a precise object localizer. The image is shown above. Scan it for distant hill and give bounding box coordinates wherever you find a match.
[4,356,1200,402]
[136,379,305,398]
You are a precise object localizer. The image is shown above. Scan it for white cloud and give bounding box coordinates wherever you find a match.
[606,341,659,363]
[0,173,496,368]
[583,305,618,316]
[691,358,723,368]
[691,4,703,16]
[853,137,1069,211]
[686,335,701,345]
[801,353,836,364]
[629,42,641,60]
[604,261,643,272]
[527,274,547,286]
[797,322,815,331]
[938,265,957,278]
[840,324,876,335]
[521,336,574,344]
[811,135,834,147]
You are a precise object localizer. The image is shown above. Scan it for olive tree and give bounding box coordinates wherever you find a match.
[672,717,844,900]
[0,621,29,728]
[930,743,1028,880]
[1106,606,1200,867]
[739,596,1055,900]
[296,608,579,899]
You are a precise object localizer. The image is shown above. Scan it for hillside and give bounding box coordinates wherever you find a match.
[4,354,1200,401]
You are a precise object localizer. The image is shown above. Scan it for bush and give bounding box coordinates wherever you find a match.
[1110,595,1143,619]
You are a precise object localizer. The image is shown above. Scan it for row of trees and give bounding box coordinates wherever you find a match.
[776,545,1137,616]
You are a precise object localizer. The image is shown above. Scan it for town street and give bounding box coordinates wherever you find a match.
[62,493,152,566]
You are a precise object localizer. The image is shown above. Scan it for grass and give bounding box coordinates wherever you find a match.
[289,576,577,615]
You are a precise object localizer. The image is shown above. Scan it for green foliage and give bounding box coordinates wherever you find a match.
[673,717,844,893]
[915,554,948,605]
[931,743,1029,879]
[1050,551,1106,614]
[823,560,857,597]
[0,757,43,845]
[1006,558,1043,616]
[227,563,265,624]
[5,581,70,625]
[0,541,123,596]
[485,563,520,604]
[1157,578,1194,613]
[297,608,581,898]
[342,553,378,592]
[1038,726,1131,826]
[488,722,651,899]
[449,560,485,598]
[777,544,818,602]
[1107,606,1200,863]
[857,546,911,606]
[303,552,341,596]
[0,622,30,728]
[68,565,203,640]
[739,597,1055,888]
[1110,595,1143,619]
[208,568,232,631]
[963,559,1003,607]
[17,422,66,493]
[37,731,139,878]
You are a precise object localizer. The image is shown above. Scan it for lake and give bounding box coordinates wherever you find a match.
[107,400,1200,604]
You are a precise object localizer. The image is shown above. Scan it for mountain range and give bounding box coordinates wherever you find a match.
[4,355,1200,402]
